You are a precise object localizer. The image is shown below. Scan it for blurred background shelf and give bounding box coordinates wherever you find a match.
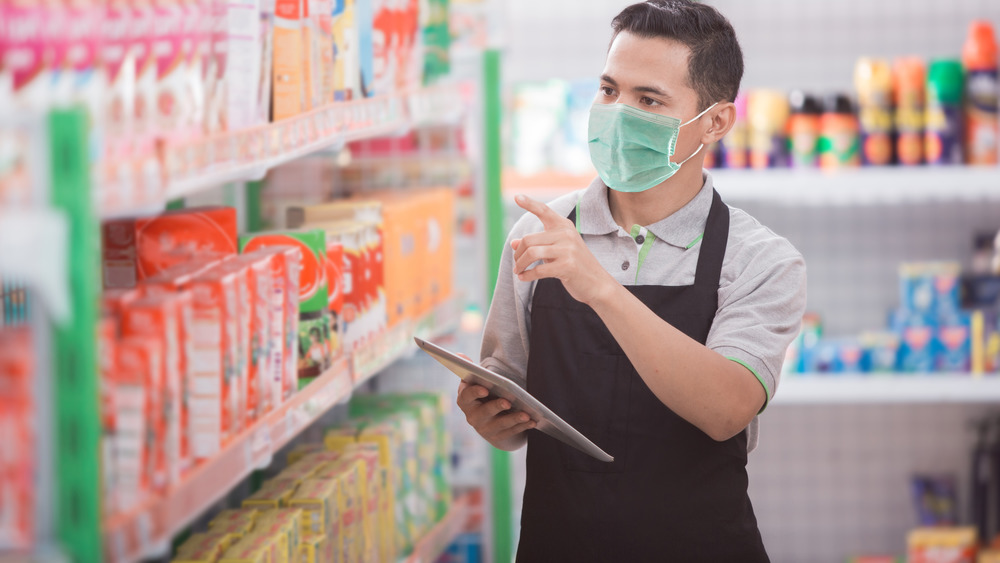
[775,375,1000,405]
[400,493,473,563]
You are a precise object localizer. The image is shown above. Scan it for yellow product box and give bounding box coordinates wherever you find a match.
[275,461,322,486]
[908,527,978,563]
[341,445,382,563]
[289,478,341,543]
[298,533,334,563]
[219,532,277,563]
[209,509,259,533]
[242,478,300,510]
[287,442,326,466]
[253,508,303,563]
[313,458,364,563]
[980,550,1000,563]
[173,531,237,563]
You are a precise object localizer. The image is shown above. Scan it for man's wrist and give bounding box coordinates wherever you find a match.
[587,276,623,313]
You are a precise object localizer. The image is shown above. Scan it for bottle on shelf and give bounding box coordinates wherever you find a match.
[962,20,999,166]
[893,57,927,166]
[818,93,860,169]
[787,90,822,168]
[855,57,895,166]
[748,89,790,169]
[925,59,965,165]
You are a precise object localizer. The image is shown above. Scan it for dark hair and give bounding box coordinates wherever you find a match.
[611,0,744,110]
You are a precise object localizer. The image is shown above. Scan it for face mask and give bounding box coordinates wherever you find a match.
[588,102,717,193]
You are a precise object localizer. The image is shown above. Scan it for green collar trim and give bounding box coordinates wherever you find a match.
[727,356,770,414]
[685,233,704,249]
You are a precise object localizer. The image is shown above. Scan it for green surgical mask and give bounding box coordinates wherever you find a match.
[588,102,717,193]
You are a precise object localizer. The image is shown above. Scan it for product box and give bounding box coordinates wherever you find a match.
[120,294,187,485]
[115,337,160,509]
[219,532,276,563]
[174,531,239,563]
[289,478,341,543]
[151,0,195,177]
[937,316,972,372]
[225,0,266,131]
[325,238,344,326]
[907,526,977,563]
[226,254,277,421]
[241,248,293,409]
[0,328,34,548]
[331,0,359,101]
[142,256,227,294]
[240,231,327,314]
[355,0,374,97]
[188,268,243,458]
[900,262,963,317]
[298,533,333,563]
[422,0,450,84]
[287,442,327,465]
[339,444,382,562]
[101,288,142,319]
[253,508,303,563]
[210,260,252,430]
[99,317,119,516]
[271,0,308,120]
[860,331,901,373]
[314,457,364,562]
[241,477,300,510]
[209,508,259,534]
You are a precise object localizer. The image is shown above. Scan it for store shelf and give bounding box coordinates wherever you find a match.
[101,86,467,219]
[774,374,1000,405]
[501,167,1000,206]
[102,297,462,563]
[400,493,473,563]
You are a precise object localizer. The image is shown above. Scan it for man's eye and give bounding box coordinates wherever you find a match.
[640,97,658,106]
[601,86,615,97]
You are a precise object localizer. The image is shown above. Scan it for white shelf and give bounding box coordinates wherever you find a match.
[774,374,1000,405]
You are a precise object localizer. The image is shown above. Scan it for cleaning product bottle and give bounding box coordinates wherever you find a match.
[719,92,748,168]
[748,89,790,169]
[787,90,822,168]
[894,57,927,166]
[962,21,999,166]
[818,93,860,169]
[855,57,895,166]
[926,59,965,165]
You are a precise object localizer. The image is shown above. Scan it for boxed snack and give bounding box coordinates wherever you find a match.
[240,231,327,314]
[287,442,326,465]
[252,508,303,563]
[938,316,972,372]
[900,262,962,317]
[101,288,142,320]
[240,249,291,408]
[120,294,186,486]
[907,526,977,563]
[151,0,194,177]
[275,460,323,485]
[297,310,333,378]
[225,0,266,130]
[339,444,382,562]
[0,328,34,547]
[142,256,226,294]
[271,0,308,120]
[289,478,341,542]
[298,533,332,563]
[115,337,160,508]
[210,260,252,430]
[223,254,277,421]
[241,477,300,510]
[209,508,260,534]
[188,268,243,458]
[325,238,344,330]
[314,457,364,562]
[219,532,277,563]
[173,531,238,562]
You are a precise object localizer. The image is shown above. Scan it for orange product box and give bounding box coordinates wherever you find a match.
[141,255,227,294]
[114,336,161,510]
[209,508,260,533]
[209,260,252,430]
[241,477,300,510]
[98,316,118,516]
[0,328,34,548]
[325,237,344,328]
[361,194,417,326]
[240,248,294,410]
[424,187,455,309]
[908,527,978,563]
[272,0,308,121]
[174,531,238,562]
[322,222,367,352]
[102,206,238,288]
[101,288,142,317]
[188,268,242,459]
[120,294,186,486]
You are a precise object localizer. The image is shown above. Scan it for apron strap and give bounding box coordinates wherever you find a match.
[693,189,729,288]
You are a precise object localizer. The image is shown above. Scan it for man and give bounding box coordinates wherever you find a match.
[458,1,806,560]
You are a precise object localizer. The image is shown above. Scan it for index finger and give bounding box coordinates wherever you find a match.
[515,194,569,230]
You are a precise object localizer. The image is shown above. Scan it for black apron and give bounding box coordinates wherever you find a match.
[516,190,769,562]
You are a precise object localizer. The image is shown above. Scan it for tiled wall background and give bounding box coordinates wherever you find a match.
[500,1,1000,561]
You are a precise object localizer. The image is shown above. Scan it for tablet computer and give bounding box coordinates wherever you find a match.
[414,337,614,463]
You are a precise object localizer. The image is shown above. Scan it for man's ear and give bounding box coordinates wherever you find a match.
[701,101,737,144]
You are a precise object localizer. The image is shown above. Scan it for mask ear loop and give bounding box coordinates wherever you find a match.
[674,102,719,166]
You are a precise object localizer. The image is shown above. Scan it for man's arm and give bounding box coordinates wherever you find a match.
[512,194,800,441]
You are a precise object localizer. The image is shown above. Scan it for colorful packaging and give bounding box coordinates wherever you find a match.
[275,459,323,485]
[937,317,972,372]
[241,248,294,409]
[331,0,359,101]
[787,91,821,168]
[226,254,277,421]
[174,531,238,562]
[289,478,341,543]
[0,327,34,547]
[286,442,326,465]
[252,508,303,563]
[272,0,308,120]
[422,0,449,85]
[899,262,962,317]
[819,93,861,169]
[188,267,242,458]
[855,58,895,166]
[298,311,332,378]
[257,0,275,124]
[860,332,900,373]
[209,508,259,533]
[747,89,789,169]
[341,444,382,562]
[897,319,938,373]
[102,0,138,208]
[219,532,276,563]
[115,336,160,507]
[240,231,327,314]
[241,477,300,510]
[894,57,926,166]
[355,0,374,97]
[907,527,977,563]
[315,457,364,562]
[99,317,119,515]
[120,294,186,486]
[298,533,332,563]
[152,0,196,177]
[325,238,344,332]
[926,59,965,165]
[962,21,999,166]
[226,0,266,130]
[141,256,227,294]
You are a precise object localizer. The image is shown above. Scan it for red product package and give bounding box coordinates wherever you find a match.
[209,259,252,426]
[99,316,119,514]
[326,239,344,320]
[120,295,184,489]
[241,248,294,410]
[114,336,162,510]
[141,255,226,294]
[188,267,241,458]
[0,327,34,548]
[101,287,142,317]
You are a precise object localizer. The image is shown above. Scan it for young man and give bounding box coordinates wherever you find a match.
[458,1,806,560]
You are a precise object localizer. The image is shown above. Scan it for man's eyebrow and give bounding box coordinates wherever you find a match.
[600,74,619,87]
[634,85,670,98]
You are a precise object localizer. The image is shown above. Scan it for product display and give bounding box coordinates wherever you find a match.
[0,327,33,550]
[908,527,978,563]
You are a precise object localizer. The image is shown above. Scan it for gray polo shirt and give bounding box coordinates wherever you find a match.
[480,171,807,452]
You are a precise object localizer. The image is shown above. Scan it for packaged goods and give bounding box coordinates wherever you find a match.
[252,508,303,563]
[102,0,136,204]
[313,457,364,562]
[980,550,1000,563]
[297,311,331,377]
[219,532,277,563]
[747,90,789,169]
[908,527,977,563]
[0,328,33,548]
[894,57,927,165]
[243,248,294,407]
[272,0,308,120]
[860,332,901,373]
[897,320,938,373]
[99,317,118,515]
[152,0,197,178]
[855,58,895,166]
[289,478,341,545]
[356,0,375,97]
[287,442,327,465]
[241,477,300,509]
[142,257,227,294]
[240,231,327,314]
[101,288,142,318]
[332,0,359,101]
[341,444,382,562]
[912,474,959,526]
[225,0,267,131]
[422,0,450,85]
[325,238,344,333]
[275,460,323,485]
[926,59,966,165]
[226,254,277,421]
[257,0,276,124]
[114,336,160,507]
[962,21,999,166]
[209,508,260,533]
[298,533,333,563]
[173,531,238,562]
[120,294,187,485]
[188,267,242,459]
[787,91,821,168]
[899,262,962,317]
[819,93,861,169]
[938,317,972,372]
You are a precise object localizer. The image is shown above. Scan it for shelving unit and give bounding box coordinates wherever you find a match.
[775,375,1000,404]
[102,299,461,563]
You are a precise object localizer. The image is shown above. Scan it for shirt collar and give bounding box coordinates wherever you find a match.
[577,171,716,249]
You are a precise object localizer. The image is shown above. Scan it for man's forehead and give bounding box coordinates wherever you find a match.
[604,32,692,91]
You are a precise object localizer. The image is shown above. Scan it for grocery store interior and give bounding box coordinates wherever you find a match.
[4,0,1000,561]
